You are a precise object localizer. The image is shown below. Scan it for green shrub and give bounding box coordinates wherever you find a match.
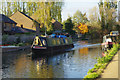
[16,37,21,44]
[94,63,101,69]
[13,43,25,46]
[97,57,108,63]
[99,63,107,69]
[97,69,103,75]
[87,68,97,74]
[11,42,31,46]
[84,72,99,79]
[2,35,8,44]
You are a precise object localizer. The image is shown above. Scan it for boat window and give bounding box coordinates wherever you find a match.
[52,39,56,45]
[63,38,66,43]
[41,39,46,46]
[38,39,42,46]
[65,38,68,44]
[38,39,41,45]
[33,37,42,46]
[61,38,64,44]
[33,39,37,45]
[57,39,60,45]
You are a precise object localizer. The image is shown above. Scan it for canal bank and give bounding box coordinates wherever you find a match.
[99,50,120,79]
[1,45,31,53]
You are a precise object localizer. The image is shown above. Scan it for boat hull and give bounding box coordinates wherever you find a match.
[32,44,74,55]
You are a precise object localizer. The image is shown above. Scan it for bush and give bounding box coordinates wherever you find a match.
[2,35,8,44]
[87,68,97,73]
[12,43,25,46]
[99,63,107,69]
[84,72,99,79]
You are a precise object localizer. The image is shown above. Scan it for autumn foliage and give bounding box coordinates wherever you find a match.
[78,23,88,34]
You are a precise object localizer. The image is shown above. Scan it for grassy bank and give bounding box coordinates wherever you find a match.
[83,43,120,80]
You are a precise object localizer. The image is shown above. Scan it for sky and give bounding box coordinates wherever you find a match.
[61,0,99,22]
[61,0,120,22]
[0,0,119,21]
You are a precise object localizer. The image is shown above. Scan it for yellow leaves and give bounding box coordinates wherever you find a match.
[78,23,88,34]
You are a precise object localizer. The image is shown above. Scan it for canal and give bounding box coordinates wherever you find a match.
[2,40,102,78]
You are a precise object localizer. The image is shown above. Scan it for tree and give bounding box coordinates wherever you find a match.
[86,6,102,38]
[7,2,12,17]
[27,2,33,16]
[72,10,88,33]
[78,23,88,34]
[31,2,64,33]
[33,20,40,35]
[13,2,18,13]
[73,10,88,25]
[2,2,7,15]
[0,2,2,14]
[17,1,21,11]
[98,0,117,34]
[63,17,75,35]
[33,2,37,13]
[22,2,26,14]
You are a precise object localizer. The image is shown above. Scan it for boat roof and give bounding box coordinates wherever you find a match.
[104,34,118,37]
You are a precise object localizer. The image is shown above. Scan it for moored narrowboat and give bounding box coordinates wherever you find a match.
[101,31,119,56]
[31,35,74,54]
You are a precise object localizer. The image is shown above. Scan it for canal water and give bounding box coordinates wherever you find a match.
[2,40,102,78]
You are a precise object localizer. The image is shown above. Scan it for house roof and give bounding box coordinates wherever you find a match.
[22,11,39,24]
[0,14,17,24]
[19,11,34,21]
[19,11,39,24]
[10,11,40,31]
[52,21,63,26]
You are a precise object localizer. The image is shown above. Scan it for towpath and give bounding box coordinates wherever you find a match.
[98,50,120,80]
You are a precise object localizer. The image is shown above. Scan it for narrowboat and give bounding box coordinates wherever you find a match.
[101,31,119,56]
[31,35,74,54]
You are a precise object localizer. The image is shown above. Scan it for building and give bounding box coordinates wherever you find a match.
[0,14,17,34]
[10,11,40,32]
[51,18,63,31]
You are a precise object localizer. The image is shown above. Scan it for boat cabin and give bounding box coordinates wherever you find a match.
[32,36,73,47]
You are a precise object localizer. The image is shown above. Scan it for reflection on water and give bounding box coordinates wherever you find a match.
[2,41,102,78]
